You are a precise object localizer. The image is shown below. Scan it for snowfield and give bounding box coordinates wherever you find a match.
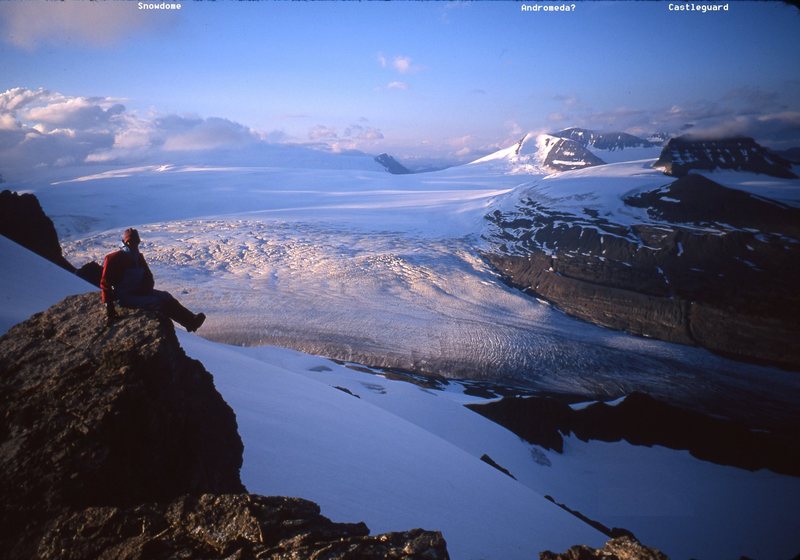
[2,234,799,560]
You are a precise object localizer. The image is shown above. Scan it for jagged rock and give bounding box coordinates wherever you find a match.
[467,392,800,476]
[540,536,668,560]
[0,189,75,272]
[36,494,447,560]
[0,293,449,559]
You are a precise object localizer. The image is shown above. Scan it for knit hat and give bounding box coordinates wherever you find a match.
[122,228,140,245]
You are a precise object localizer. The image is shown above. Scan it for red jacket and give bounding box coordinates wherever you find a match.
[100,249,155,304]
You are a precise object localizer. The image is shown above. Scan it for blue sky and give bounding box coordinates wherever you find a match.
[1,0,799,167]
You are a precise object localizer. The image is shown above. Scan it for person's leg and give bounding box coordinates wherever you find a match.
[151,290,205,332]
[119,290,205,332]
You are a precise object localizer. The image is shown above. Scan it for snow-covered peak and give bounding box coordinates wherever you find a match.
[469,133,604,174]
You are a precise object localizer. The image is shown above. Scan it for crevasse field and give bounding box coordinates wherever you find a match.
[4,147,800,559]
[35,154,800,427]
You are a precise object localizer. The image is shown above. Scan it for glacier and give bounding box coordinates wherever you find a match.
[2,232,800,560]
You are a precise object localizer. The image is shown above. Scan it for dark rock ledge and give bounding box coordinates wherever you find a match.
[467,392,800,477]
[0,293,449,559]
[540,536,667,560]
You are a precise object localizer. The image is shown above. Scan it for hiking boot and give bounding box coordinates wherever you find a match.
[187,313,206,332]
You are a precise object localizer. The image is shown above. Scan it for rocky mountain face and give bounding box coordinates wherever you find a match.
[0,189,103,286]
[539,135,607,171]
[0,189,75,272]
[0,293,449,559]
[654,136,797,178]
[553,128,655,151]
[485,173,800,369]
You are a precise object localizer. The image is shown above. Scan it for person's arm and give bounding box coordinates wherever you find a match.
[141,254,155,291]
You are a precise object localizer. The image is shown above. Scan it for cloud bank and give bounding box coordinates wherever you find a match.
[0,87,387,180]
[549,86,800,149]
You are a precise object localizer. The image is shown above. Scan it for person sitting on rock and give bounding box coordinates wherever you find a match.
[101,228,206,332]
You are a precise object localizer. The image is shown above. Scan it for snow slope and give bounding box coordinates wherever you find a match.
[0,236,92,334]
[3,235,800,559]
[470,132,598,174]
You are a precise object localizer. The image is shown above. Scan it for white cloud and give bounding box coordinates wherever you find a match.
[0,88,275,173]
[377,53,424,75]
[0,1,173,49]
[0,113,18,131]
[393,56,413,74]
[0,87,49,112]
[160,117,258,151]
[447,134,474,148]
[344,125,384,142]
[0,87,398,177]
[308,123,386,153]
[391,55,426,74]
[505,121,523,137]
[308,125,339,142]
[23,97,125,131]
[386,81,409,91]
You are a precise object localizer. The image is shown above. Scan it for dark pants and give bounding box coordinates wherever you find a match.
[118,289,196,330]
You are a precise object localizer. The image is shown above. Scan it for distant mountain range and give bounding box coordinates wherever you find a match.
[551,127,657,151]
[470,127,799,179]
[481,134,800,369]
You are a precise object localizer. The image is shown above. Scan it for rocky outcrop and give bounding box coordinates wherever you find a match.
[0,293,449,559]
[540,536,668,560]
[37,494,444,560]
[484,174,800,369]
[466,392,800,476]
[0,189,75,272]
[654,136,797,178]
[540,135,606,171]
[376,153,412,174]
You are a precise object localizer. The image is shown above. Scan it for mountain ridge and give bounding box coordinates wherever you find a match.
[552,127,656,151]
[654,136,797,178]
